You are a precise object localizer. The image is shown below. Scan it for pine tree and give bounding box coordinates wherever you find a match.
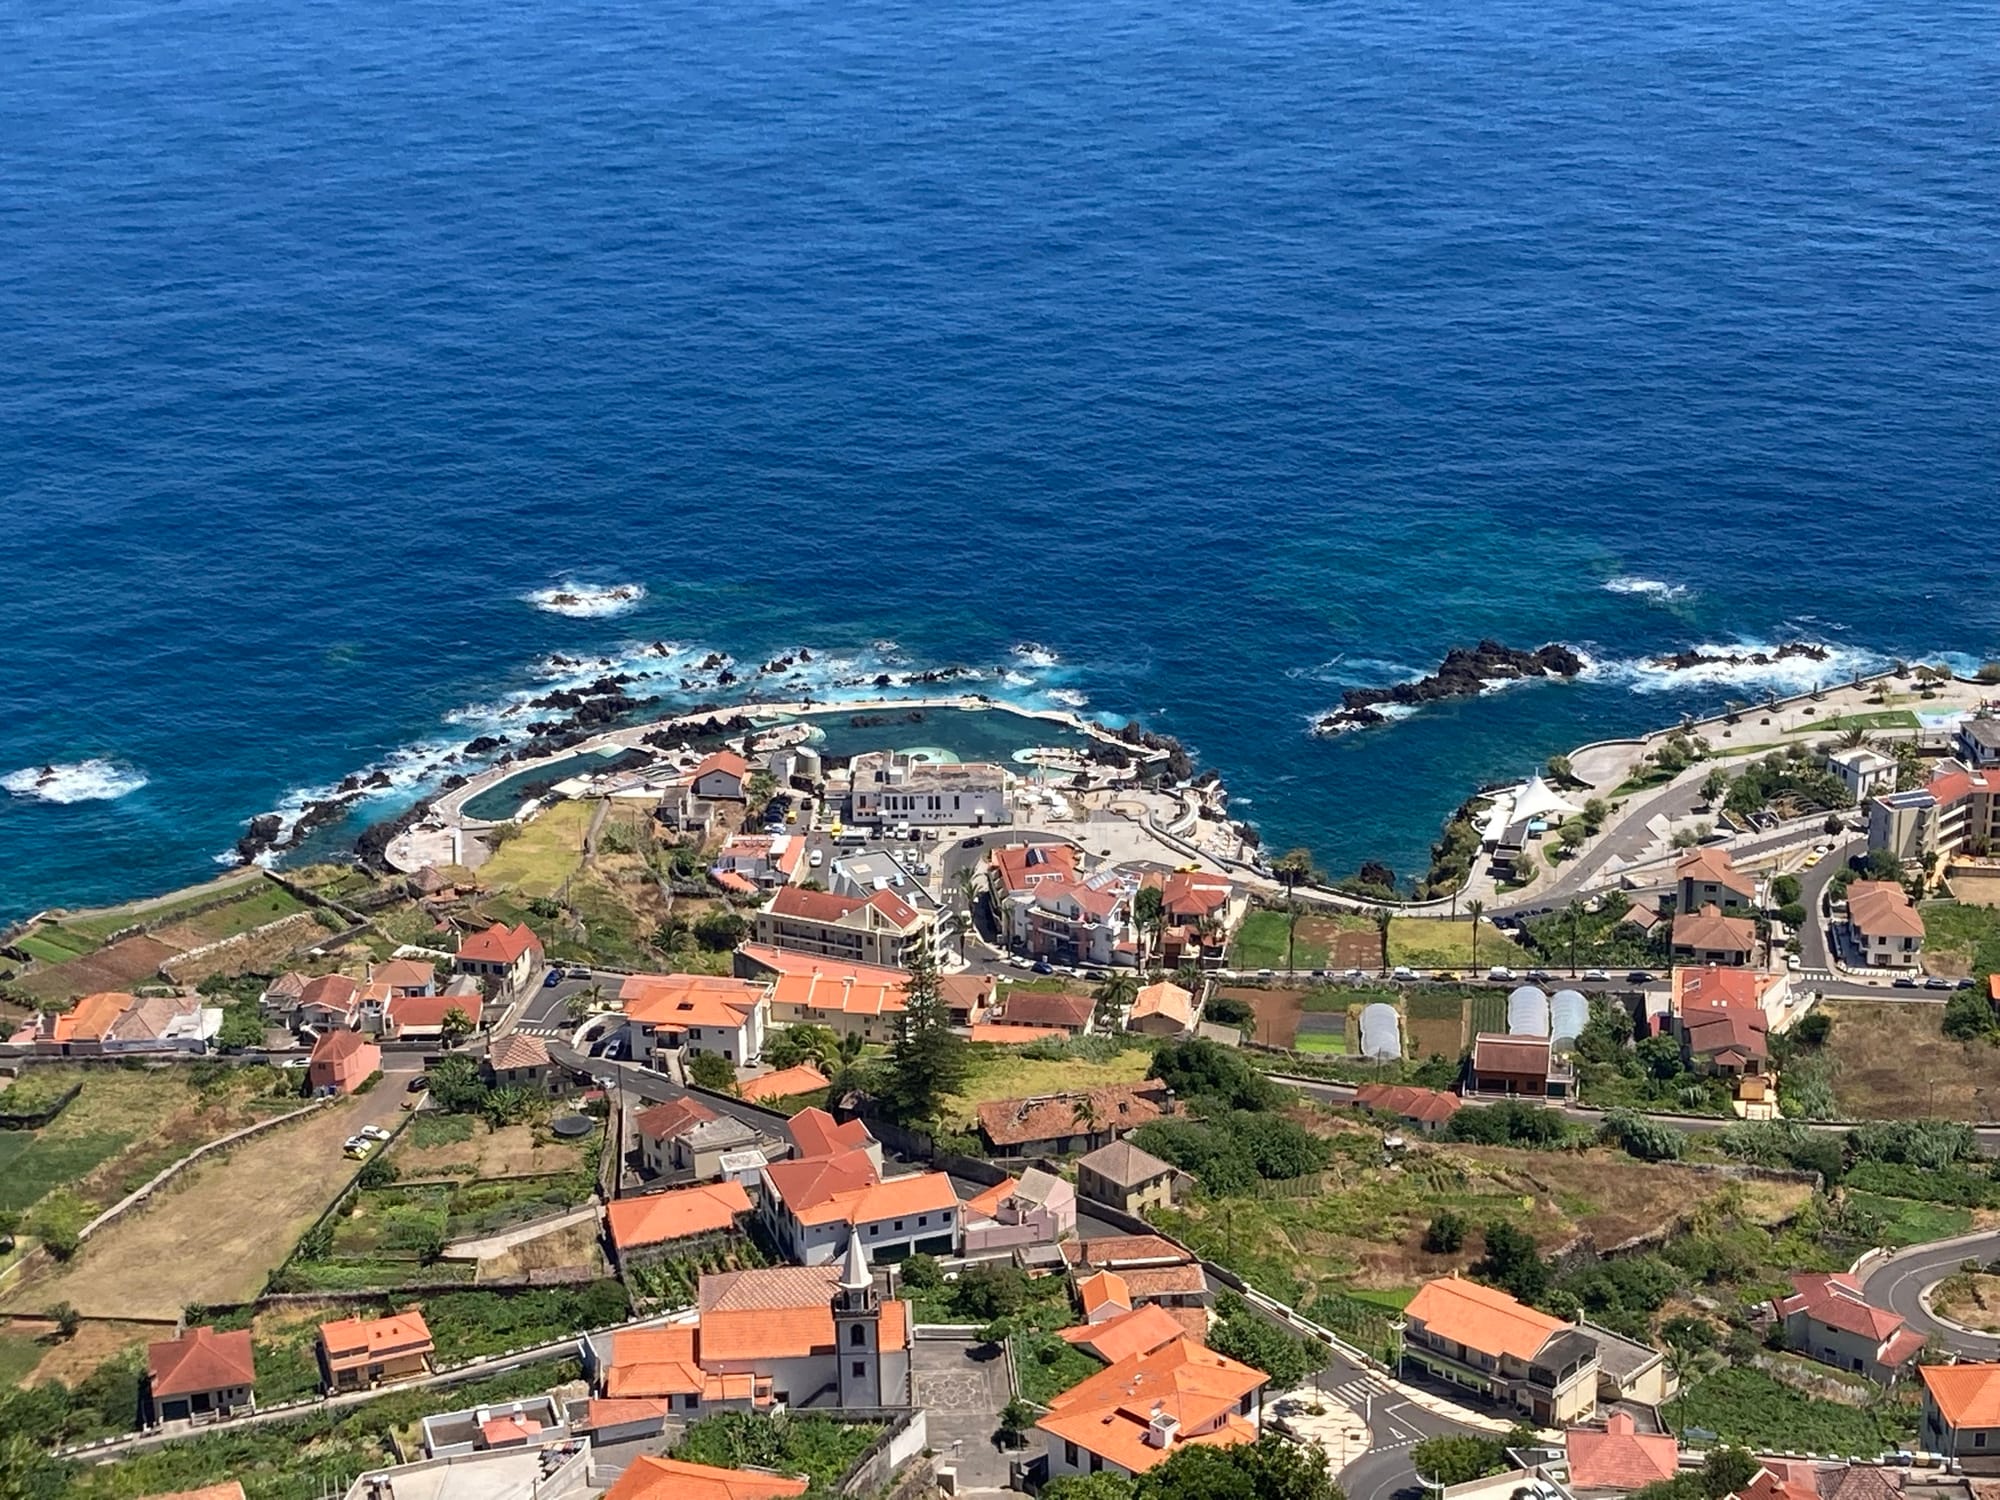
[887,931,967,1122]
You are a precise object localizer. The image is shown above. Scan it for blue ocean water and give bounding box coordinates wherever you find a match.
[3,0,1997,920]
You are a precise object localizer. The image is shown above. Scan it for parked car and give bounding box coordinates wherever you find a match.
[280,1057,309,1070]
[962,836,985,849]
[1925,976,1952,990]
[1031,960,1055,975]
[1893,975,1918,988]
[1957,977,1979,990]
[1343,968,1366,982]
[1627,970,1655,983]
[1487,966,1514,981]
[1582,969,1609,982]
[809,849,824,869]
[1392,966,1416,981]
[360,1125,392,1141]
[407,1075,429,1093]
[344,1141,373,1161]
[1256,968,1274,979]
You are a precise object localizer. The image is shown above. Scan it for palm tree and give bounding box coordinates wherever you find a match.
[825,1031,867,1103]
[1093,973,1139,1031]
[1285,895,1302,977]
[1070,1094,1101,1146]
[1838,726,1873,750]
[1373,905,1393,976]
[951,868,980,959]
[1565,899,1586,977]
[1466,898,1485,972]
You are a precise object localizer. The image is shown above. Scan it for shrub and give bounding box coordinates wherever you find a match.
[1424,1211,1467,1254]
[1473,1221,1549,1304]
[1206,1307,1328,1390]
[687,1051,738,1093]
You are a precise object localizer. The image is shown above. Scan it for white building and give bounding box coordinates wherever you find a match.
[618,973,768,1067]
[848,752,1009,828]
[759,1109,958,1265]
[1827,746,1897,802]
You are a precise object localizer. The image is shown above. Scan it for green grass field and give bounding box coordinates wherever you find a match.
[1781,710,1920,735]
[1915,901,2000,979]
[1294,1033,1348,1054]
[14,931,94,965]
[477,801,596,896]
[1844,1191,1973,1247]
[1386,918,1520,970]
[0,1327,45,1386]
[1665,1366,1915,1455]
[1230,910,1328,970]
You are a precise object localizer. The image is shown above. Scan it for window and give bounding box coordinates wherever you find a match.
[1065,1443,1079,1466]
[868,1223,879,1235]
[687,1394,700,1410]
[851,1324,867,1346]
[852,1361,867,1379]
[894,1219,904,1231]
[918,1215,927,1227]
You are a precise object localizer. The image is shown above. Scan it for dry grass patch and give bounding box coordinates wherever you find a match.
[940,1048,1155,1127]
[478,1217,607,1282]
[1819,1000,2000,1122]
[396,1120,585,1180]
[18,1318,158,1386]
[1219,986,1305,1048]
[1934,1272,2000,1333]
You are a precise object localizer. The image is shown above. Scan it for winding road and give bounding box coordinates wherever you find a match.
[1858,1232,2000,1361]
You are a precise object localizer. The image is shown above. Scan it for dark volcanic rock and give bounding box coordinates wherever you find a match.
[234,813,284,865]
[1648,641,1828,672]
[1313,640,1583,735]
[463,735,508,756]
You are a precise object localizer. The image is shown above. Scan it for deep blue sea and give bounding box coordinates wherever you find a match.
[3,0,1998,920]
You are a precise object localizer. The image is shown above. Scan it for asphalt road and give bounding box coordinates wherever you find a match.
[1858,1232,2000,1361]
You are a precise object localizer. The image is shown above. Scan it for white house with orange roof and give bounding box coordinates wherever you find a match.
[1675,846,1756,914]
[710,832,805,894]
[1126,980,1198,1037]
[453,921,543,997]
[292,974,364,1033]
[735,944,909,1044]
[752,884,932,969]
[318,1308,434,1392]
[586,1232,912,1413]
[1401,1275,1602,1425]
[1771,1272,1927,1384]
[988,844,1137,968]
[619,973,768,1066]
[691,750,750,801]
[1919,1362,2000,1469]
[1036,1335,1266,1482]
[601,1456,808,1500]
[760,1108,956,1264]
[1842,880,1925,969]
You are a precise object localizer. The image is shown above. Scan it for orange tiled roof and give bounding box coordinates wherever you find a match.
[995,989,1094,1029]
[604,1456,806,1500]
[621,973,765,1029]
[1079,1270,1131,1318]
[606,1180,752,1252]
[1037,1336,1266,1474]
[1920,1362,2000,1429]
[1846,880,1925,940]
[697,1265,909,1360]
[738,1063,830,1102]
[1471,1033,1554,1077]
[1405,1276,1566,1362]
[1130,981,1194,1027]
[1672,966,1784,1013]
[1672,904,1755,955]
[976,1082,1172,1148]
[634,1095,718,1143]
[458,922,541,964]
[966,1176,1019,1220]
[787,1166,960,1229]
[1060,1303,1203,1364]
[970,1023,1067,1045]
[50,990,136,1044]
[310,1028,372,1066]
[487,1032,551,1071]
[1566,1412,1679,1490]
[1353,1082,1463,1125]
[370,958,436,991]
[139,1486,248,1500]
[692,751,749,784]
[789,1106,872,1159]
[1065,1235,1192,1269]
[769,966,908,1017]
[1676,846,1755,895]
[385,992,464,1032]
[319,1309,432,1371]
[296,974,361,1012]
[582,1397,669,1429]
[147,1326,254,1399]
[604,1325,705,1397]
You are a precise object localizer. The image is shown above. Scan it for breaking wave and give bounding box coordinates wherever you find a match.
[3,759,149,804]
[1603,576,1689,600]
[523,580,647,618]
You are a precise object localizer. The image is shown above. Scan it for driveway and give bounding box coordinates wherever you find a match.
[910,1334,1015,1489]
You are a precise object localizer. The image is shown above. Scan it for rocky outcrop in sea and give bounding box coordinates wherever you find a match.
[1313,640,1583,735]
[1646,641,1829,672]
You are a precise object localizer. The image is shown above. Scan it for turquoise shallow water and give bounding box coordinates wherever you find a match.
[2,0,1997,918]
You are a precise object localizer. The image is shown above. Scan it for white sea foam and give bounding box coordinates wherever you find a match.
[1584,638,1888,695]
[3,759,149,804]
[523,580,646,618]
[1002,670,1037,688]
[1603,576,1689,600]
[1044,689,1090,709]
[1013,643,1060,668]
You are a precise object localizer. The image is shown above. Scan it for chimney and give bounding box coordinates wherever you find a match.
[1145,1410,1180,1449]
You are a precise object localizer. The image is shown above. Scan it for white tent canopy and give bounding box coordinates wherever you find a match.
[1510,772,1584,825]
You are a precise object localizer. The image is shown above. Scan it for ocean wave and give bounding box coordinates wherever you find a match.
[523,580,646,618]
[1013,642,1060,668]
[3,759,149,804]
[1045,689,1089,708]
[1603,576,1689,600]
[1584,639,1888,695]
[1002,670,1037,688]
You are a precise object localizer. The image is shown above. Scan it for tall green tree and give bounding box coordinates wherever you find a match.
[1273,848,1316,890]
[1133,885,1167,967]
[1466,898,1485,971]
[1093,972,1139,1031]
[886,933,966,1122]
